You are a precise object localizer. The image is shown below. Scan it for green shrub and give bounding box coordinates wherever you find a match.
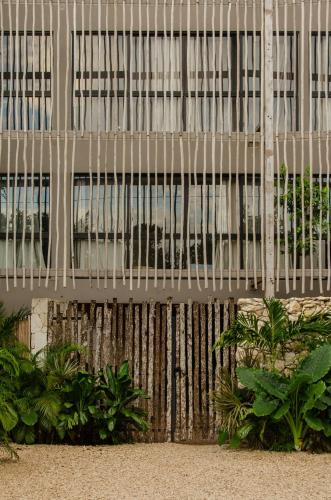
[0,303,149,459]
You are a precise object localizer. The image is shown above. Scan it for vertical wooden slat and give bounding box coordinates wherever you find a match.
[95,306,102,372]
[175,305,181,442]
[193,301,200,440]
[148,299,155,440]
[73,301,78,345]
[88,301,96,369]
[166,297,172,442]
[154,302,161,441]
[215,299,221,374]
[200,302,207,439]
[141,301,148,439]
[47,300,54,345]
[66,302,72,343]
[229,298,236,379]
[126,299,134,369]
[134,304,141,392]
[223,298,230,372]
[80,304,88,369]
[160,303,167,442]
[179,302,186,441]
[187,299,193,441]
[101,301,112,367]
[117,302,123,365]
[207,297,214,440]
[111,299,118,367]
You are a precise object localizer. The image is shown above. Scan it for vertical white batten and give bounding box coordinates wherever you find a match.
[264,0,275,297]
[22,0,29,288]
[46,0,54,289]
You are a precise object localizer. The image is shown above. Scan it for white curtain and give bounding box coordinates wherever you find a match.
[0,240,45,268]
[75,241,123,271]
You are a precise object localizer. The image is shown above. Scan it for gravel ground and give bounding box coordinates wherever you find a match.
[1,443,331,500]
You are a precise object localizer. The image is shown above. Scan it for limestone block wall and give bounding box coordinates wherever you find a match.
[238,297,331,320]
[237,297,331,372]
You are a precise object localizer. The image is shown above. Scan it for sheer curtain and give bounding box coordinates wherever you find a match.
[0,240,45,268]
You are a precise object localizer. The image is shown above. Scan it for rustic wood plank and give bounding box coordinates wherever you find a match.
[175,305,181,442]
[179,302,186,441]
[166,297,173,442]
[160,304,167,442]
[193,301,200,441]
[73,301,79,345]
[66,302,72,344]
[154,302,161,442]
[117,303,123,366]
[223,299,230,372]
[125,299,134,370]
[133,304,140,391]
[200,303,208,439]
[80,304,88,369]
[214,299,221,374]
[55,303,62,344]
[111,299,118,367]
[88,301,96,370]
[47,300,54,345]
[229,298,236,380]
[95,306,103,372]
[207,297,214,440]
[148,299,155,441]
[101,301,112,367]
[141,301,148,440]
[187,298,193,441]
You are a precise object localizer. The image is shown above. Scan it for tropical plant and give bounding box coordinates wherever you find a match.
[0,348,20,460]
[96,361,149,443]
[210,369,252,448]
[277,165,330,258]
[214,298,331,371]
[0,303,30,347]
[236,344,331,451]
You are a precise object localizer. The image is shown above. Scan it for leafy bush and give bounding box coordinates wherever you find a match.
[235,344,331,451]
[0,304,149,458]
[213,300,331,452]
[214,298,331,371]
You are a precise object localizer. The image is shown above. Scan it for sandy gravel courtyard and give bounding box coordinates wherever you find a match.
[1,443,330,500]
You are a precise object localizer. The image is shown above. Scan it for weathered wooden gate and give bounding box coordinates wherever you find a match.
[47,298,236,442]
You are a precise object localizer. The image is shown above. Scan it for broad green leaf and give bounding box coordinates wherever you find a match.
[304,414,324,432]
[252,370,288,400]
[273,400,290,420]
[122,408,149,431]
[0,402,18,432]
[253,397,279,417]
[21,410,38,427]
[299,344,331,383]
[217,429,228,446]
[236,367,260,391]
[302,381,326,414]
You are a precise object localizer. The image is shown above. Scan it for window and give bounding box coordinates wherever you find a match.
[0,32,52,130]
[73,173,262,272]
[73,31,297,133]
[273,33,298,132]
[0,174,50,268]
[312,32,331,131]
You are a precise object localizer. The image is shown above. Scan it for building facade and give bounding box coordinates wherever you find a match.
[1,0,331,310]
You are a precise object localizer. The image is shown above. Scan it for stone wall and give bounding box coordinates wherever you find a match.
[238,297,331,320]
[237,297,331,372]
